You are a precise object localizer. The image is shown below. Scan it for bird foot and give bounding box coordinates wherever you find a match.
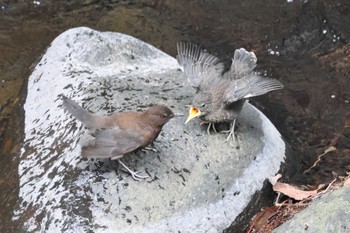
[224,129,236,142]
[222,119,237,143]
[141,146,159,153]
[118,160,149,181]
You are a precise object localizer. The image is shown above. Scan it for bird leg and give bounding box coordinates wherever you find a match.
[118,160,149,181]
[211,123,218,134]
[200,122,217,135]
[223,119,236,142]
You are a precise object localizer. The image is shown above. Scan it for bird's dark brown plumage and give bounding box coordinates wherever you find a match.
[62,96,174,160]
[176,43,284,139]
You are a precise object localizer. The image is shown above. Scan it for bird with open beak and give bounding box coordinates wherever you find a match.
[62,96,174,181]
[177,43,284,140]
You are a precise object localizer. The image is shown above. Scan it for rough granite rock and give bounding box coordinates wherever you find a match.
[13,27,285,233]
[273,186,350,233]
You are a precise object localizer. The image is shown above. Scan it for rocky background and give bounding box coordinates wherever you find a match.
[0,0,349,232]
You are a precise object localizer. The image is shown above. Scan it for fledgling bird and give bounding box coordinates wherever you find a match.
[176,43,284,140]
[62,96,174,181]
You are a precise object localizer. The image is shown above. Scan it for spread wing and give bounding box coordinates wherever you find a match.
[225,48,258,79]
[82,127,144,160]
[176,42,224,89]
[225,74,284,104]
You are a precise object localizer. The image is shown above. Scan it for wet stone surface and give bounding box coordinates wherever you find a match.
[12,27,285,232]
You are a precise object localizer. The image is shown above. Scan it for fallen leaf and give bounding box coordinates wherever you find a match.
[272,182,318,200]
[269,174,319,201]
[344,177,350,186]
[247,206,280,233]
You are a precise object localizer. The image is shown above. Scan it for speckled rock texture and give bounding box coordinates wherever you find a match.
[273,185,350,233]
[13,27,285,233]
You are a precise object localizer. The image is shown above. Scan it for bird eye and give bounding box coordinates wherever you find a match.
[163,113,168,118]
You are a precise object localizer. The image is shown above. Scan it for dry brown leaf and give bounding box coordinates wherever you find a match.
[259,174,348,232]
[247,206,280,233]
[344,177,350,186]
[269,174,319,201]
[272,182,318,200]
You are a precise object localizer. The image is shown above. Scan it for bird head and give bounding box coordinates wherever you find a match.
[185,92,211,124]
[185,106,202,124]
[144,105,174,127]
[185,102,209,124]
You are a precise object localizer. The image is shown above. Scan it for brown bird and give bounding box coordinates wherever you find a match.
[176,43,284,140]
[62,96,174,180]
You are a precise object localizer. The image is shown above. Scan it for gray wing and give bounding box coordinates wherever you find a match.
[225,74,284,103]
[82,127,144,160]
[176,42,224,88]
[226,48,257,79]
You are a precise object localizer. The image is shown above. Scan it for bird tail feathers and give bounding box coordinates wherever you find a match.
[230,48,257,77]
[62,96,96,129]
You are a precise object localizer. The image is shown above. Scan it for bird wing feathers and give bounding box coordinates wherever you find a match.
[176,43,284,107]
[82,127,144,159]
[227,48,257,79]
[176,42,224,89]
[225,74,284,104]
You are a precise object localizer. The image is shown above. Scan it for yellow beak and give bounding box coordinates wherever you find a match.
[185,106,201,124]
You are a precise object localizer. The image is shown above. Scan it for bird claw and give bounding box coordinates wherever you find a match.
[224,130,236,142]
[222,119,237,143]
[129,171,149,181]
[118,160,149,181]
[142,147,159,153]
